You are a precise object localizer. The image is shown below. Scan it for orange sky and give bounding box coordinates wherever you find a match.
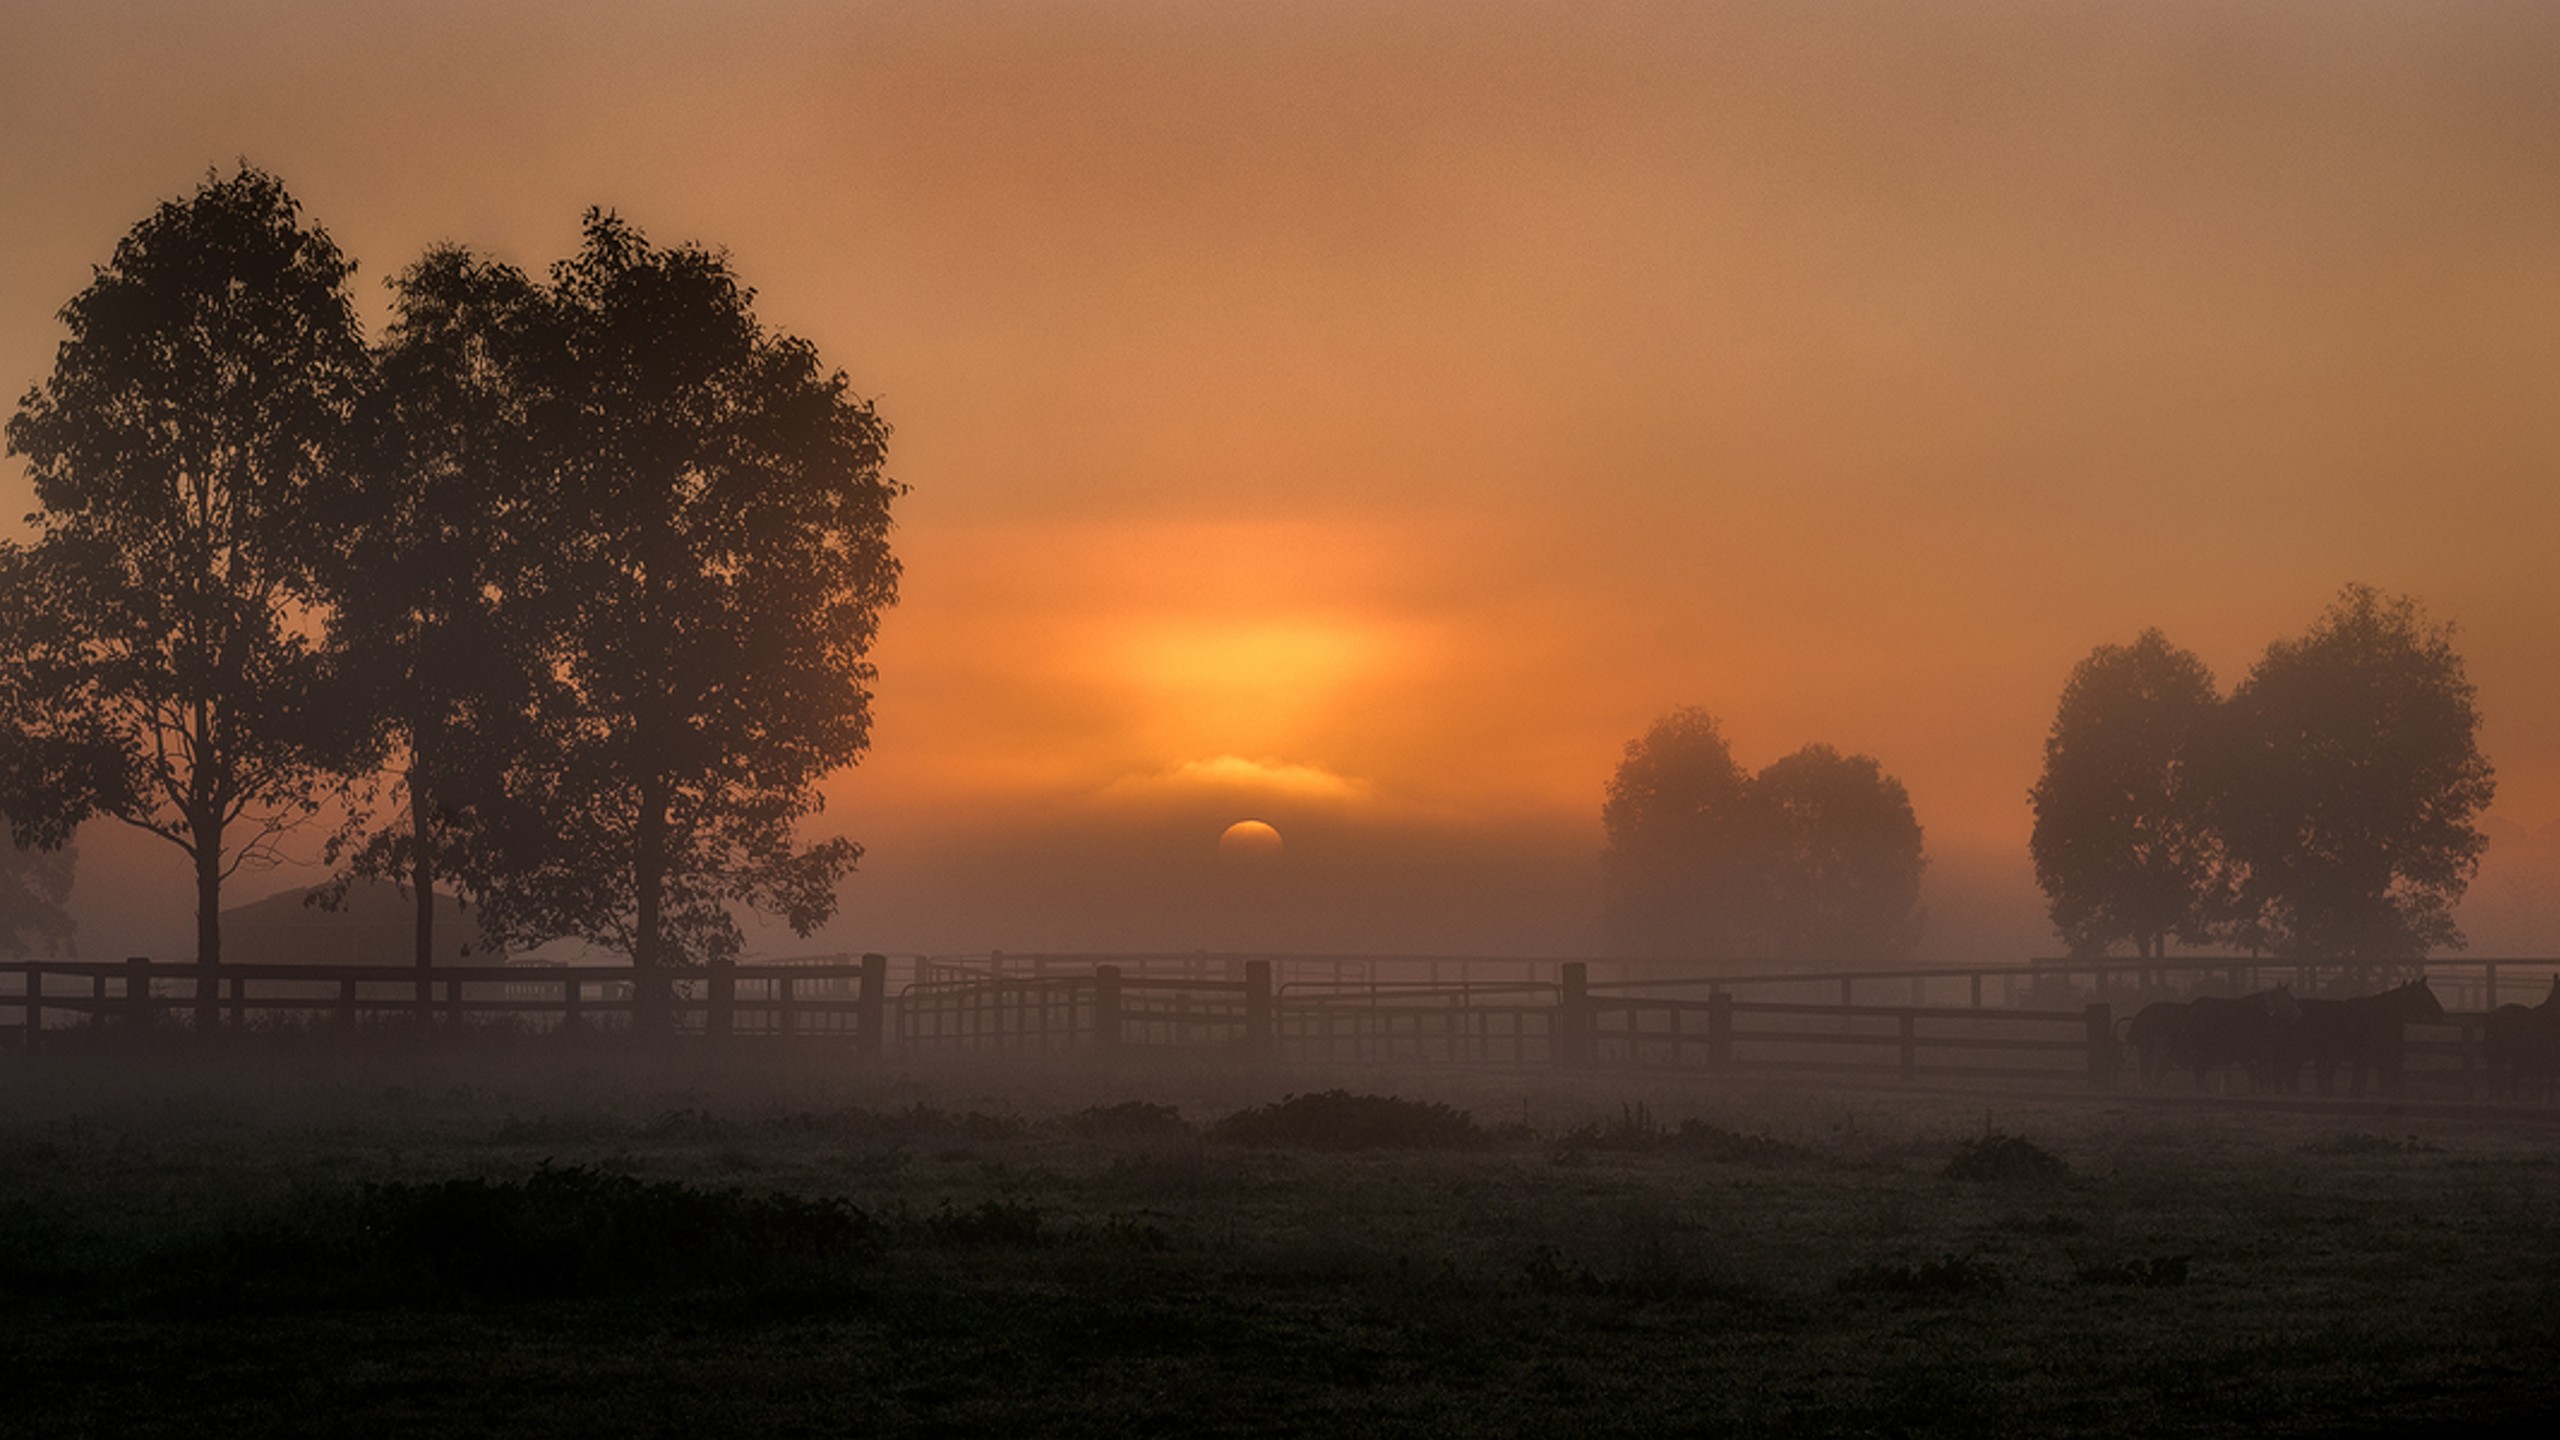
[4,2,2557,961]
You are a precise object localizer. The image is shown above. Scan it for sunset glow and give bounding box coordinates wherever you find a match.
[3,2,2556,962]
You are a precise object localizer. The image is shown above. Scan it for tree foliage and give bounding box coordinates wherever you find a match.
[2213,585,2494,962]
[1752,744,1926,962]
[1603,710,1925,964]
[1602,709,1755,958]
[464,212,900,1022]
[0,839,75,958]
[0,165,368,968]
[2028,630,2223,959]
[2031,588,2496,964]
[315,246,552,969]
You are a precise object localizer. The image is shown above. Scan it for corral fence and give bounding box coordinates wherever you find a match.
[8,951,2555,1096]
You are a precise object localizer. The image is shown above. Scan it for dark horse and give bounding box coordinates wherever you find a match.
[2121,988,2301,1092]
[2291,978,2445,1098]
[2482,976,2560,1101]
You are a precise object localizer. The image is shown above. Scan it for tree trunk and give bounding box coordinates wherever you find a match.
[411,765,435,1008]
[193,810,222,1032]
[633,775,667,1038]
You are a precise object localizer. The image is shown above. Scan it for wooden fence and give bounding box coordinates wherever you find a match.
[0,954,2535,1098]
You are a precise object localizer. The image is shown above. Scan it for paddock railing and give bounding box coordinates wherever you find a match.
[1,954,2547,1098]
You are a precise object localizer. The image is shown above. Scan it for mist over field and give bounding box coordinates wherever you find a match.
[5,4,2560,1436]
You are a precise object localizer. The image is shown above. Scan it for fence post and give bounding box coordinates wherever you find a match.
[1244,959,1274,1059]
[22,965,40,1054]
[778,974,798,1038]
[337,977,359,1031]
[2085,1002,2117,1089]
[562,977,582,1032]
[196,961,220,1038]
[125,957,152,1033]
[1094,964,1123,1051]
[1707,989,1732,1071]
[707,958,735,1041]
[1898,1012,1918,1081]
[1556,961,1591,1067]
[2484,963,2499,1011]
[857,953,887,1058]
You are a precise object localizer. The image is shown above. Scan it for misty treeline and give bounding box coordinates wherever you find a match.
[0,166,901,1030]
[1602,711,1925,965]
[2031,585,2493,965]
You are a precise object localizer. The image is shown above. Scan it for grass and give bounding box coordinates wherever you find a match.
[0,1046,2556,1435]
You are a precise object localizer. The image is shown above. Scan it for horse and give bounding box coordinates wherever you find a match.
[2482,976,2560,1101]
[2122,1001,2193,1089]
[2291,978,2445,1098]
[2121,987,2300,1093]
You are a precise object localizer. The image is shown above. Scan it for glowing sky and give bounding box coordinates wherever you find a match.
[4,1,2557,961]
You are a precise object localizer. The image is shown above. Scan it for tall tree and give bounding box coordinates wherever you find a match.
[0,166,368,977]
[1750,743,1925,963]
[1602,711,1926,964]
[2028,630,2224,959]
[1602,708,1756,959]
[2211,585,2495,963]
[472,212,899,1031]
[315,246,551,982]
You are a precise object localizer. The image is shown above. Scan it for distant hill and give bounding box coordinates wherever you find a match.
[221,880,506,966]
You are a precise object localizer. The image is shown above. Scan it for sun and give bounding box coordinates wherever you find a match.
[1218,819,1284,864]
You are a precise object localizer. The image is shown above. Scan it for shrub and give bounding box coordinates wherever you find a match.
[356,1165,874,1300]
[1835,1252,2006,1297]
[1209,1091,1485,1151]
[920,1198,1047,1247]
[1943,1132,2069,1183]
[2073,1255,2190,1288]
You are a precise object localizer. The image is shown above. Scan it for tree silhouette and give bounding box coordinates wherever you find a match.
[1604,710,1925,965]
[2211,585,2494,962]
[467,212,899,1031]
[1602,709,1756,958]
[315,246,552,980]
[1751,744,1925,963]
[0,166,368,976]
[2029,630,2223,959]
[0,839,74,958]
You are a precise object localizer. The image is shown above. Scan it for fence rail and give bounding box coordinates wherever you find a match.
[7,953,2546,1101]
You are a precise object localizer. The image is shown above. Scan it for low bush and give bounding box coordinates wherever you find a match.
[2073,1255,2190,1288]
[1835,1252,2005,1297]
[1943,1132,2069,1183]
[1209,1091,1486,1150]
[356,1165,875,1300]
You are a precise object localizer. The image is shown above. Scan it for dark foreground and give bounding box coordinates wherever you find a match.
[2,1043,2556,1436]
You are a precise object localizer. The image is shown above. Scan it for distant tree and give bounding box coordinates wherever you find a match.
[1750,744,1925,963]
[0,166,368,980]
[315,246,552,980]
[2210,585,2495,962]
[2028,630,2224,959]
[0,840,75,958]
[1603,711,1926,964]
[1602,708,1756,958]
[467,212,900,1031]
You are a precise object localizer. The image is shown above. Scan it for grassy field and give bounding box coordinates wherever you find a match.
[2,1041,2556,1436]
